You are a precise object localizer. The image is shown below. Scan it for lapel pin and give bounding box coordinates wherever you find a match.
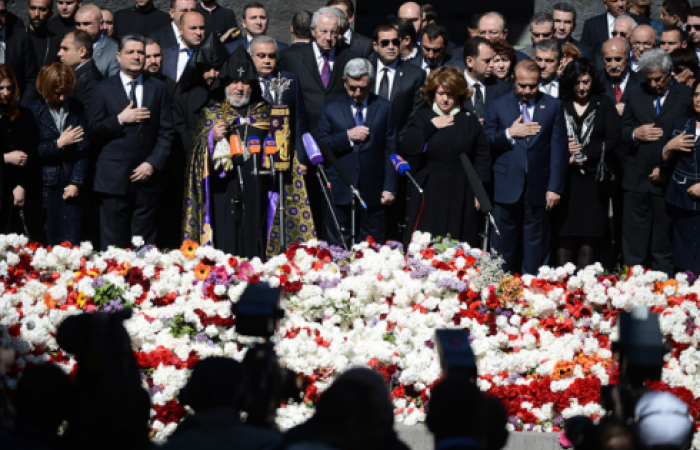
[540,105,546,109]
[399,72,403,77]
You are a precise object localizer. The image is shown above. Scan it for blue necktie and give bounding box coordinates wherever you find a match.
[184,48,194,65]
[655,95,661,116]
[354,103,364,127]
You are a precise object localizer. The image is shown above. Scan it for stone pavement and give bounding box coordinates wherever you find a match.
[396,425,560,450]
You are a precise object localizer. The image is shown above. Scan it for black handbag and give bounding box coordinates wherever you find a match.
[595,142,620,193]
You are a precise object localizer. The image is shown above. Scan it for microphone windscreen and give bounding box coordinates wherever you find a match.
[248,136,262,154]
[302,133,324,166]
[264,137,277,155]
[390,154,410,176]
[230,134,244,156]
[459,153,493,214]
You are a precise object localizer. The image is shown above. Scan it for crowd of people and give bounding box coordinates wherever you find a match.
[0,0,699,275]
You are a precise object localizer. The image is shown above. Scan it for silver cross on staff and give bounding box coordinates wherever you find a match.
[269,73,292,105]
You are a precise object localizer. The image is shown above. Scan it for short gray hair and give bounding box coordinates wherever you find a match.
[530,11,553,27]
[343,58,375,81]
[118,35,145,52]
[534,38,561,60]
[312,7,342,29]
[248,35,277,56]
[552,2,577,23]
[639,48,672,75]
[613,14,638,29]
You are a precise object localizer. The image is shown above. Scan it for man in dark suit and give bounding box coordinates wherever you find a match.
[197,0,237,41]
[149,0,197,51]
[581,0,650,52]
[48,0,79,39]
[520,12,555,58]
[483,60,568,274]
[552,2,594,60]
[370,24,424,241]
[88,35,174,250]
[162,11,206,82]
[415,23,451,76]
[327,0,373,59]
[316,58,398,246]
[290,11,312,46]
[0,0,39,106]
[601,37,644,114]
[456,36,510,121]
[27,0,61,69]
[114,0,170,40]
[225,3,289,55]
[477,12,529,62]
[620,48,690,275]
[58,29,102,112]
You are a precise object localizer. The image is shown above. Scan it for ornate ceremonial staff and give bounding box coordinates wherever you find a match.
[269,72,292,250]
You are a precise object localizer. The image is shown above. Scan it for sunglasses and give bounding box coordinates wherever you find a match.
[378,39,400,48]
[688,24,700,30]
[604,57,625,62]
[75,21,94,27]
[611,31,629,37]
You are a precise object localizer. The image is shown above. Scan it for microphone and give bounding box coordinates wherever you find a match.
[459,153,492,214]
[247,136,261,154]
[314,133,367,209]
[264,136,277,156]
[390,154,423,195]
[302,132,324,165]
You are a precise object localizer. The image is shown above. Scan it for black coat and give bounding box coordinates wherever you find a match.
[113,5,170,40]
[663,117,700,211]
[88,74,174,195]
[277,42,361,131]
[581,12,650,51]
[349,31,374,59]
[601,69,645,105]
[621,81,691,194]
[4,27,39,106]
[196,3,238,39]
[46,16,75,39]
[462,76,512,115]
[73,60,103,114]
[399,106,491,246]
[26,27,61,69]
[370,57,426,142]
[149,23,178,50]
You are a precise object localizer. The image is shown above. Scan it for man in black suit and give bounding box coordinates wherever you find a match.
[620,48,690,275]
[113,0,170,40]
[316,58,398,246]
[58,29,102,112]
[327,0,373,59]
[520,12,554,58]
[458,37,510,121]
[27,0,61,69]
[225,3,289,54]
[477,12,529,62]
[601,38,644,114]
[88,35,174,250]
[162,11,206,82]
[552,2,594,60]
[290,11,312,46]
[0,0,39,106]
[581,0,650,52]
[415,23,451,76]
[197,0,237,41]
[48,0,79,39]
[149,0,197,51]
[370,24,424,241]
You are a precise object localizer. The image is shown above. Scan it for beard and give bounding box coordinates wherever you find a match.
[226,90,251,107]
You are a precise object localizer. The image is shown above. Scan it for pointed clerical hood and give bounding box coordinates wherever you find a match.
[192,32,229,68]
[219,45,258,81]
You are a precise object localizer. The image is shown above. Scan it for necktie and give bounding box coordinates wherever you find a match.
[354,103,364,127]
[262,78,273,104]
[378,67,390,100]
[521,101,531,123]
[0,42,4,65]
[614,82,622,104]
[473,82,485,119]
[655,95,661,116]
[321,53,331,89]
[184,48,194,65]
[129,80,138,108]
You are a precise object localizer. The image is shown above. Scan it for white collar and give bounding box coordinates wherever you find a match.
[432,102,460,116]
[313,41,335,59]
[199,2,218,13]
[464,71,480,88]
[246,33,254,42]
[344,29,352,42]
[377,59,398,72]
[120,72,144,86]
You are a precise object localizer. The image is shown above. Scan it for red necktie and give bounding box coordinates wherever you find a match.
[614,82,622,104]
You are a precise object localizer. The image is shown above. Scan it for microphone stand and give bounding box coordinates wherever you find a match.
[315,169,347,250]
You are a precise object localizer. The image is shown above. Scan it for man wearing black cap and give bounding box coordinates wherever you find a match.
[183,46,272,258]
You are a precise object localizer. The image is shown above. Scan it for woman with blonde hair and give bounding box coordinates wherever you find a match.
[399,66,491,246]
[28,62,89,245]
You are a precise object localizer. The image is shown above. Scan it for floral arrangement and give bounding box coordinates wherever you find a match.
[0,232,698,448]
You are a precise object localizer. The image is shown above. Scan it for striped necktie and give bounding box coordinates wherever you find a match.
[321,53,331,89]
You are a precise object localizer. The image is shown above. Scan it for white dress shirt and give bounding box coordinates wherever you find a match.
[505,100,536,145]
[171,22,183,47]
[374,59,397,97]
[539,79,559,98]
[0,28,6,65]
[422,57,442,75]
[259,76,276,104]
[630,59,640,72]
[176,42,193,81]
[607,12,615,39]
[117,72,144,125]
[312,41,335,73]
[343,29,353,45]
[464,72,485,107]
[614,69,631,93]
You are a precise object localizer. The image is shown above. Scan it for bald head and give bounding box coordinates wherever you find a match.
[77,4,101,20]
[75,4,103,42]
[631,24,656,62]
[398,2,422,33]
[602,37,630,80]
[479,12,507,41]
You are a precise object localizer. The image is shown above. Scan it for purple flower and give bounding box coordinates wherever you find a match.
[684,270,698,284]
[479,306,488,315]
[425,339,435,349]
[386,241,403,251]
[501,310,513,318]
[150,385,164,395]
[195,333,208,342]
[92,277,104,288]
[369,318,379,327]
[508,417,519,426]
[554,415,565,427]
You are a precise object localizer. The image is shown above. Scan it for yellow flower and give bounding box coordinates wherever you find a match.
[181,240,199,259]
[77,292,87,308]
[194,263,211,280]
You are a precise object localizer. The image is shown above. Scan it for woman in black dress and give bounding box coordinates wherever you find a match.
[399,66,491,247]
[0,64,39,237]
[556,59,621,268]
[28,63,89,246]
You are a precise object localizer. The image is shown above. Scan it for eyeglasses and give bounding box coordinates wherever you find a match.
[378,39,400,47]
[531,32,552,38]
[688,24,700,30]
[611,31,629,37]
[75,21,94,27]
[631,41,653,47]
[604,57,625,63]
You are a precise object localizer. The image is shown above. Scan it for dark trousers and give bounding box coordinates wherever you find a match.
[325,202,385,247]
[622,190,673,275]
[43,180,82,246]
[492,194,551,275]
[99,188,159,250]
